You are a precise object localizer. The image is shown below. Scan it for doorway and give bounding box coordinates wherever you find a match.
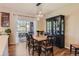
[15,19,37,43]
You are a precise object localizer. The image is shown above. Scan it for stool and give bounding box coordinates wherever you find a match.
[70,44,79,56]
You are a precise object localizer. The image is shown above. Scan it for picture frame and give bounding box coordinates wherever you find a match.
[1,12,10,27]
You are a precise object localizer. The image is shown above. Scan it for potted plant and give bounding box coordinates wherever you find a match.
[5,28,11,34]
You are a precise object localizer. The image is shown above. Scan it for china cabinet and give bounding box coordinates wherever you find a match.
[46,15,65,48]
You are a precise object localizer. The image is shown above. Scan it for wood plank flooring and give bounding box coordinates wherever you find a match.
[8,42,74,56]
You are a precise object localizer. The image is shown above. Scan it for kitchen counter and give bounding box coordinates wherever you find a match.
[0,35,9,56]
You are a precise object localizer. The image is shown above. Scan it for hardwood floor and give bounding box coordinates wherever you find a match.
[8,42,73,56]
[8,44,16,56]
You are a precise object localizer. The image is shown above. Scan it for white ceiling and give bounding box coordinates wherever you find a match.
[0,3,69,16]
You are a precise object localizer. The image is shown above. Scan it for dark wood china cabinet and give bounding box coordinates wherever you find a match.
[46,15,65,48]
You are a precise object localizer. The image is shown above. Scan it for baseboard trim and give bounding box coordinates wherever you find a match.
[65,46,70,49]
[8,44,16,46]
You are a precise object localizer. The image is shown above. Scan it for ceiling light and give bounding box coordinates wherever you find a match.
[36,3,44,21]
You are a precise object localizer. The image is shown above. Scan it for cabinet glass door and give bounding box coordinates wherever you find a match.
[56,17,60,35]
[61,19,64,35]
[52,21,56,35]
[47,21,52,34]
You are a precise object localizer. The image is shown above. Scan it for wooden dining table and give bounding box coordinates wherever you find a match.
[33,35,47,56]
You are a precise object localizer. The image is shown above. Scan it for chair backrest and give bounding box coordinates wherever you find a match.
[18,33,26,38]
[47,35,55,46]
[42,40,52,47]
[28,32,33,36]
[29,34,35,44]
[25,33,30,41]
[25,33,33,41]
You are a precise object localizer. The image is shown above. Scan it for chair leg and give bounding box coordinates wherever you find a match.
[45,51,47,56]
[51,48,54,56]
[52,49,54,56]
[32,47,34,56]
[75,48,77,56]
[32,51,34,56]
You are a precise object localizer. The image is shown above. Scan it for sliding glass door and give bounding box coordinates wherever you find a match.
[16,19,35,43]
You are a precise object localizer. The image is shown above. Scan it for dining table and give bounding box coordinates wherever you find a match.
[33,35,47,56]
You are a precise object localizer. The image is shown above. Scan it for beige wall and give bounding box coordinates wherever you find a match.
[46,4,79,48]
[0,11,16,44]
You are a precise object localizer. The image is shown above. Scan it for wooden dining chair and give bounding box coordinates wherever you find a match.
[41,36,54,56]
[25,33,31,55]
[27,34,39,56]
[70,44,79,56]
[47,35,56,46]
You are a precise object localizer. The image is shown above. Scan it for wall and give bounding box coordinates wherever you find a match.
[46,4,79,48]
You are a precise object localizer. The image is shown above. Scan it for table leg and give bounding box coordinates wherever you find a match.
[38,42,41,56]
[52,48,54,56]
[70,44,72,54]
[32,46,34,56]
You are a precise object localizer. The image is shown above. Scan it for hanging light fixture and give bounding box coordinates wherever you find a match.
[36,3,44,21]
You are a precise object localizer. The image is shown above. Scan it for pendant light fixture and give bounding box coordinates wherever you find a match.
[36,3,44,21]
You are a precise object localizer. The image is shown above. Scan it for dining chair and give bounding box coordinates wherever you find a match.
[25,33,30,48]
[70,44,79,56]
[47,35,56,46]
[41,36,54,56]
[25,33,31,55]
[27,34,39,56]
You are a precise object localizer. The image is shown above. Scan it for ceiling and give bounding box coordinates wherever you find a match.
[0,3,69,16]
